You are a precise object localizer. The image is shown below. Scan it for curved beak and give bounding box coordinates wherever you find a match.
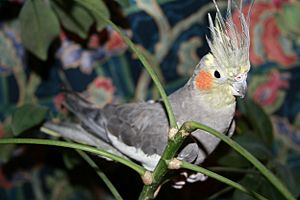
[231,73,248,98]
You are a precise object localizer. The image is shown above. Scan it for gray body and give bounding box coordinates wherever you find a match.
[55,82,235,170]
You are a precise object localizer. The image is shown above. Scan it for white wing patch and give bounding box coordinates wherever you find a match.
[108,134,161,171]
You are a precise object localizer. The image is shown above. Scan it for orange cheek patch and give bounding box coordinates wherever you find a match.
[195,70,213,91]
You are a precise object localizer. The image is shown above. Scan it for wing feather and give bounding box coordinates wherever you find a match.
[103,102,169,155]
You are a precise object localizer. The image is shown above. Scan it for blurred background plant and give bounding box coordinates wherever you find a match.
[0,0,300,199]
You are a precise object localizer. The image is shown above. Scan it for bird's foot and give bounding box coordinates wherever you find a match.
[172,172,187,189]
[172,172,208,189]
[172,181,186,189]
[186,172,207,183]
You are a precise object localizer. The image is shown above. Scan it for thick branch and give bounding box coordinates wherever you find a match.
[138,122,194,200]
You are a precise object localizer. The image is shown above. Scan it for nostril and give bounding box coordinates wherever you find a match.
[235,74,245,82]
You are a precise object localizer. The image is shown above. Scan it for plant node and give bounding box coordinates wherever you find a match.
[142,171,153,185]
[168,158,182,169]
[168,127,178,139]
[179,129,189,137]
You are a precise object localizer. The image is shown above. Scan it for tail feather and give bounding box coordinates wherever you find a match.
[43,121,128,159]
[62,90,98,117]
[63,91,110,142]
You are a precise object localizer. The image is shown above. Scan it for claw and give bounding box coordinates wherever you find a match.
[187,173,208,183]
[180,172,188,178]
[172,181,186,189]
[172,184,184,189]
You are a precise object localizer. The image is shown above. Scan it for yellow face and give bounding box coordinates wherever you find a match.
[193,54,249,107]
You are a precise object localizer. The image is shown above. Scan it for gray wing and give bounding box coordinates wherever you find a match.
[63,91,111,142]
[64,91,169,156]
[103,102,169,155]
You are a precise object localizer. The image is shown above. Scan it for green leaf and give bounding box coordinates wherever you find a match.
[19,0,60,60]
[51,0,94,39]
[11,104,49,135]
[218,131,272,167]
[233,174,258,200]
[218,151,251,168]
[236,118,251,134]
[234,174,279,200]
[234,132,272,161]
[274,164,300,198]
[276,2,300,37]
[113,0,130,7]
[234,171,288,200]
[80,0,110,31]
[259,177,286,200]
[238,98,273,147]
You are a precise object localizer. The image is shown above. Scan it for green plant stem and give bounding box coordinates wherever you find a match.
[0,138,145,175]
[187,121,295,200]
[76,150,123,200]
[181,161,268,200]
[138,123,195,200]
[74,0,177,129]
[208,166,258,174]
[60,135,122,200]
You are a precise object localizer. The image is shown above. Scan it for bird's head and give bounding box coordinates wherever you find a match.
[188,0,252,107]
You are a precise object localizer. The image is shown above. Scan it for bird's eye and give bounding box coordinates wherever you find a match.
[214,70,221,78]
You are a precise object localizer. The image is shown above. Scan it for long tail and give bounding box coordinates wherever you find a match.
[43,121,128,159]
[63,91,110,142]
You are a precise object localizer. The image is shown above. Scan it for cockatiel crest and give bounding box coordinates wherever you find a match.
[190,0,252,107]
[44,0,253,187]
[208,0,251,74]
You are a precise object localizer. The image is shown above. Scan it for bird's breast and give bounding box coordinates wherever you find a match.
[170,90,236,133]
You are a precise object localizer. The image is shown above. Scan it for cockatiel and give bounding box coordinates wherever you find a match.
[45,0,251,185]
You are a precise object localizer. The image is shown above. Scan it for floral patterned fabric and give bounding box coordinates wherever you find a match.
[1,0,300,199]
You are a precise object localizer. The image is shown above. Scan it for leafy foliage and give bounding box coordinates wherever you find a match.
[84,0,110,31]
[113,0,130,7]
[50,0,96,39]
[216,97,300,199]
[19,0,109,60]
